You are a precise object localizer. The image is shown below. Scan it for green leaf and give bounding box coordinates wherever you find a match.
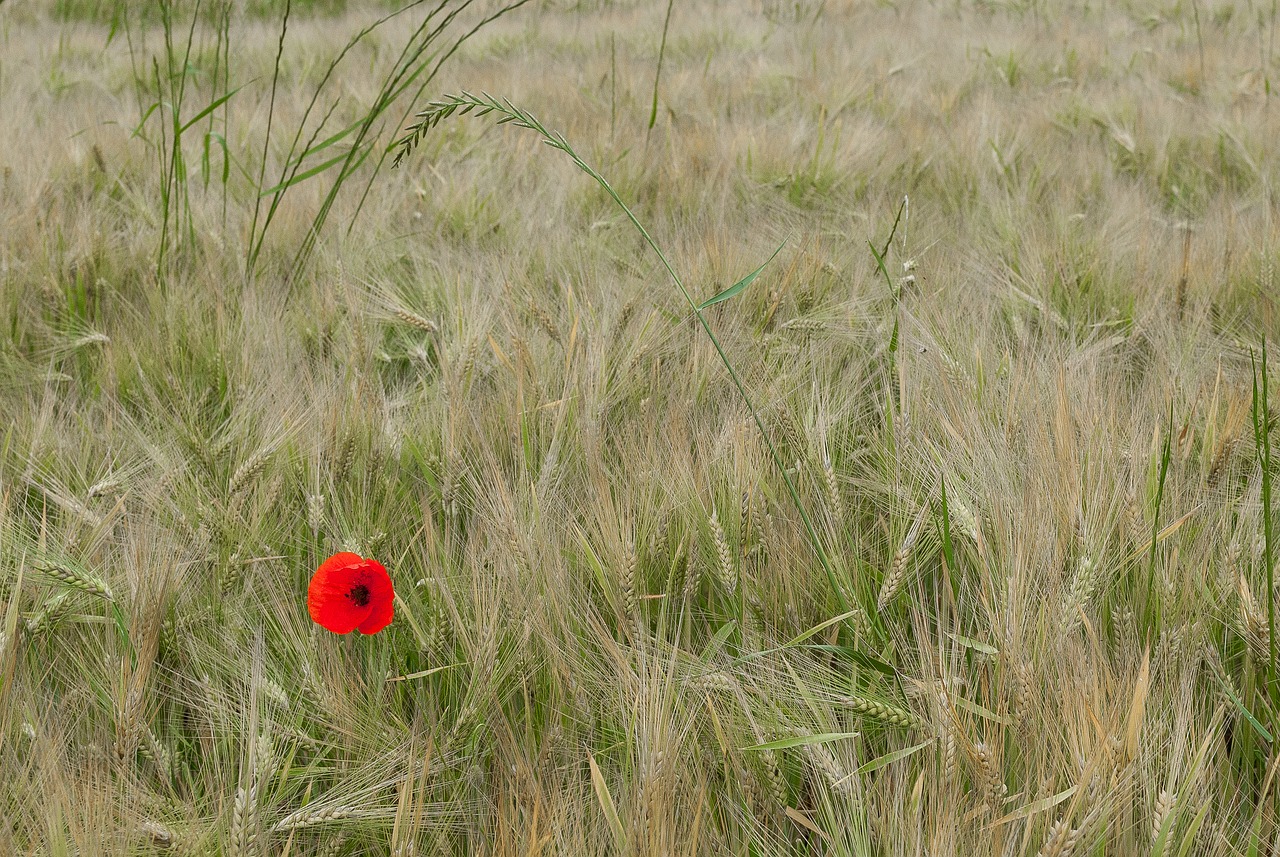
[952,695,1011,725]
[992,785,1077,827]
[588,754,625,849]
[258,145,369,198]
[385,663,459,683]
[1148,799,1177,857]
[783,608,864,649]
[697,242,785,310]
[850,648,900,680]
[1246,810,1264,857]
[179,83,247,134]
[1145,403,1174,628]
[291,117,367,166]
[948,632,998,655]
[869,239,893,296]
[647,0,674,131]
[868,198,906,299]
[111,602,136,666]
[938,477,957,599]
[699,621,737,662]
[573,526,611,606]
[131,101,170,138]
[202,132,230,186]
[1175,801,1210,857]
[745,732,861,752]
[854,739,932,775]
[1218,675,1273,742]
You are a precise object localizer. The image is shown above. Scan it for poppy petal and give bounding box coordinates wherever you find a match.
[316,551,364,579]
[308,554,373,634]
[355,559,395,634]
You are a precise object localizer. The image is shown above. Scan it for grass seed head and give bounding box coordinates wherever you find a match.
[709,510,736,595]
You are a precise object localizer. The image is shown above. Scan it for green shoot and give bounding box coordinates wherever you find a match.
[1146,403,1173,630]
[648,0,675,135]
[1253,340,1275,691]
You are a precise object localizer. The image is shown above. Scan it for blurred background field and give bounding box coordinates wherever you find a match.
[1,0,1279,853]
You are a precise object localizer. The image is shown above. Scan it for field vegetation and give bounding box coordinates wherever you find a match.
[1,0,1279,853]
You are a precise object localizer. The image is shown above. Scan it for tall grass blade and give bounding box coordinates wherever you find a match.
[1145,404,1174,628]
[588,754,625,849]
[698,242,785,310]
[1252,341,1276,689]
[647,0,675,133]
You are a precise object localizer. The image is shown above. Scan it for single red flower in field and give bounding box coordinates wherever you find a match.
[307,552,394,635]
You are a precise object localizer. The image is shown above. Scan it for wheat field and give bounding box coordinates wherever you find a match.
[1,0,1279,853]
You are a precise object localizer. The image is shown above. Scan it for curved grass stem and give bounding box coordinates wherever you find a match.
[395,93,852,619]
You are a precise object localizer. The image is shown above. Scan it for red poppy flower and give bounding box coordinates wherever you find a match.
[307,552,394,634]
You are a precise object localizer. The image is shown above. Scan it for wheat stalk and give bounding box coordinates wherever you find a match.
[37,563,112,601]
[837,695,923,729]
[948,491,980,541]
[1010,655,1035,724]
[622,539,638,624]
[141,725,173,782]
[689,671,737,694]
[773,406,805,462]
[114,681,144,765]
[1061,555,1098,640]
[1126,488,1146,547]
[756,747,788,810]
[973,741,1006,812]
[1220,541,1242,604]
[230,784,259,857]
[1037,816,1082,857]
[527,298,561,343]
[878,511,924,610]
[25,592,73,635]
[273,805,361,832]
[1151,789,1176,853]
[709,510,737,595]
[138,820,178,850]
[332,432,356,485]
[739,488,757,559]
[805,740,854,798]
[941,724,958,784]
[395,308,438,333]
[229,447,272,497]
[1239,573,1272,665]
[822,455,844,527]
[681,535,702,602]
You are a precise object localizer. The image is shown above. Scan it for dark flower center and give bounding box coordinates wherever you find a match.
[347,584,371,607]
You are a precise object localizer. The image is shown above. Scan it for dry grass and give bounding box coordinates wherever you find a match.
[1,0,1279,854]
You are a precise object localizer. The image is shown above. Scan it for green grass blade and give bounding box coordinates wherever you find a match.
[1253,340,1276,689]
[938,476,956,595]
[1218,674,1273,743]
[1146,403,1174,627]
[698,242,786,310]
[293,116,367,165]
[699,621,738,662]
[782,608,865,649]
[1174,801,1210,857]
[178,83,246,134]
[258,148,355,197]
[588,754,625,849]
[647,0,674,132]
[1148,803,1177,857]
[385,663,459,683]
[745,732,861,752]
[855,739,932,775]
